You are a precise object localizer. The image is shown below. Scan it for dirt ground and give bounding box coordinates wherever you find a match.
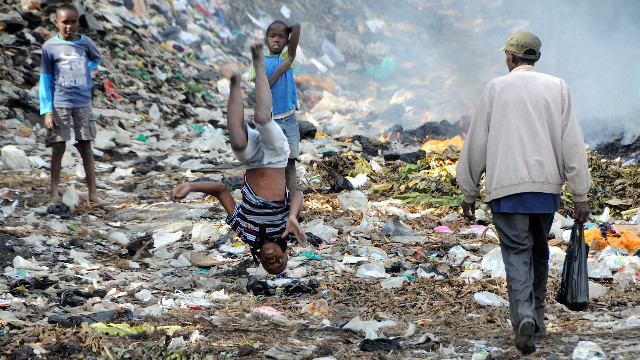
[1,169,640,360]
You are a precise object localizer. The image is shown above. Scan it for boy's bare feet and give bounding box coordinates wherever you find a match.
[48,193,62,206]
[88,194,103,204]
[250,41,264,66]
[219,63,241,82]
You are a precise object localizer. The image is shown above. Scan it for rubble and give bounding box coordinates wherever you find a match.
[1,0,640,359]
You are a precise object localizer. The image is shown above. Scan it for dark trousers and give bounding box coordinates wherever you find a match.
[492,213,554,333]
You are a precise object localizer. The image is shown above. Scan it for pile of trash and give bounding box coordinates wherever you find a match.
[2,0,640,359]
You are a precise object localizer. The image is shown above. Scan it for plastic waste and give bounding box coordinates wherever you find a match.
[471,349,490,360]
[572,341,606,360]
[481,247,506,278]
[365,57,397,79]
[169,252,192,267]
[588,281,608,299]
[1,145,31,170]
[62,184,79,210]
[608,231,640,254]
[337,190,368,213]
[459,270,484,283]
[380,276,406,289]
[358,246,387,260]
[48,309,131,328]
[302,299,331,316]
[253,306,282,316]
[592,207,611,223]
[356,261,388,278]
[283,279,319,297]
[148,103,160,121]
[13,256,48,271]
[305,219,339,242]
[139,304,164,317]
[110,167,135,180]
[345,173,368,188]
[382,218,418,236]
[108,231,129,246]
[218,242,247,254]
[434,225,453,233]
[47,203,69,215]
[103,79,122,100]
[343,316,396,339]
[189,127,227,153]
[135,289,154,302]
[59,288,106,307]
[342,255,368,264]
[246,277,276,296]
[359,338,402,352]
[152,230,183,249]
[447,245,476,266]
[612,263,640,289]
[365,19,386,32]
[191,221,218,242]
[556,223,589,310]
[474,291,509,307]
[0,195,19,218]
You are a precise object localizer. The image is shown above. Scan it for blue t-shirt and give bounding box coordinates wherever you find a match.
[39,35,102,114]
[491,192,561,214]
[248,50,298,117]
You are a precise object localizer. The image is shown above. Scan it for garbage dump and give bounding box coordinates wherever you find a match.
[1,0,640,359]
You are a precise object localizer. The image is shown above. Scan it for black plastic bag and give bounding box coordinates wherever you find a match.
[556,223,589,310]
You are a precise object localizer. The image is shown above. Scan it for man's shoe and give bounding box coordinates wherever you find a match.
[515,315,536,354]
[533,328,547,341]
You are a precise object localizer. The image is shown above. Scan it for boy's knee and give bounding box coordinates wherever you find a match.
[253,113,271,125]
[52,142,66,154]
[230,138,248,152]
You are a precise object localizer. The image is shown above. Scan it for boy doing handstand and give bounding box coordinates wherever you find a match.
[171,42,307,275]
[248,21,301,195]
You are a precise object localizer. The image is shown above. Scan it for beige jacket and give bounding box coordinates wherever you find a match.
[456,65,591,203]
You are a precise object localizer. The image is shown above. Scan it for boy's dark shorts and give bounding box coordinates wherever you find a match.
[46,106,96,145]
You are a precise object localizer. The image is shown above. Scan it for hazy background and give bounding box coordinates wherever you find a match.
[235,0,640,146]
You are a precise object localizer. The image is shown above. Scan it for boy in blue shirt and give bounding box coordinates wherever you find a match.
[40,4,102,205]
[248,21,301,194]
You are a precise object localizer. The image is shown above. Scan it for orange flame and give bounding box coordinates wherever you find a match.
[420,135,465,153]
[345,137,352,143]
[379,129,392,142]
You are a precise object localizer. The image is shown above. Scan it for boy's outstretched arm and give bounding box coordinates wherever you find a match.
[171,181,236,216]
[281,190,308,245]
[287,23,301,61]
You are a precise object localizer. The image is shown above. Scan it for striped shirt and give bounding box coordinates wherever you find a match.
[226,178,290,250]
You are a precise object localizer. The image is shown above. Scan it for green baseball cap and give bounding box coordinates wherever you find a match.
[500,31,541,59]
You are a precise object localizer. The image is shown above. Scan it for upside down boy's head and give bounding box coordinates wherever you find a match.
[258,240,288,275]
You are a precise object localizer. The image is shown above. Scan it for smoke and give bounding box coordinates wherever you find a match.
[242,0,640,144]
[508,0,640,146]
[408,0,640,145]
